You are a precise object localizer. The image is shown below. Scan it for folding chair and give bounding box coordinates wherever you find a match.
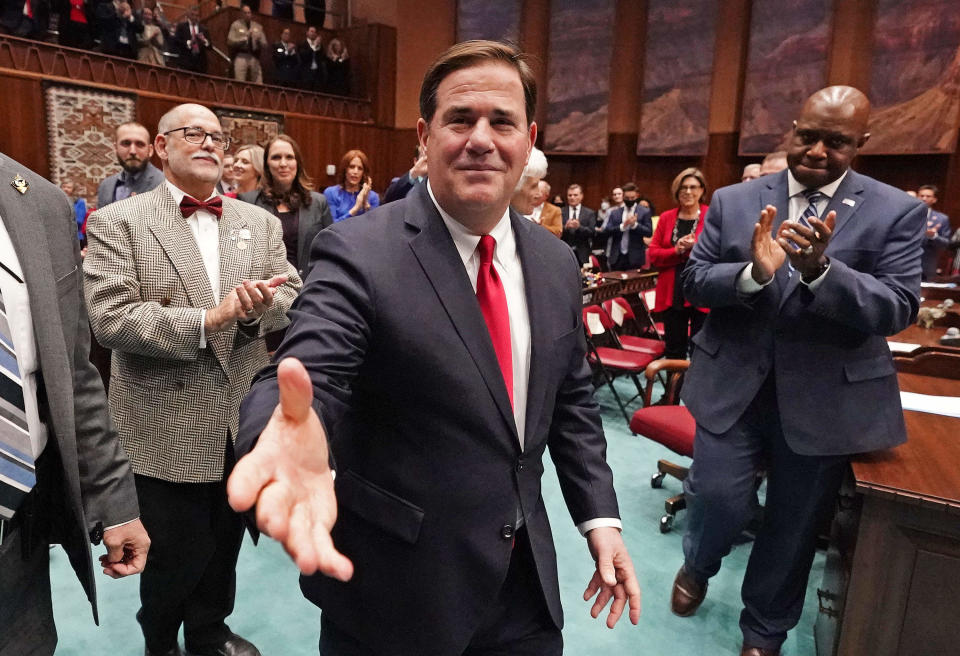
[601,296,666,358]
[582,305,655,424]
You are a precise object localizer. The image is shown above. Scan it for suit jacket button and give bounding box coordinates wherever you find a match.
[500,524,514,540]
[516,460,524,472]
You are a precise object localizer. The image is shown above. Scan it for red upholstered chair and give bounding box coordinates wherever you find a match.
[589,254,603,271]
[628,359,695,533]
[582,305,655,424]
[601,296,666,358]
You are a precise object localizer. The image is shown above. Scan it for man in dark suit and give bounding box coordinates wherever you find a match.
[561,183,596,264]
[604,182,652,270]
[227,41,641,656]
[96,122,164,210]
[173,5,209,74]
[917,184,951,280]
[382,144,427,204]
[0,152,150,655]
[670,86,924,656]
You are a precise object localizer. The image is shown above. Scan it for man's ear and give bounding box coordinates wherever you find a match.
[416,118,428,154]
[154,135,168,161]
[857,132,870,148]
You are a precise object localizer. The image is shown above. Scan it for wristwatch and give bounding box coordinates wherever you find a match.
[801,256,830,284]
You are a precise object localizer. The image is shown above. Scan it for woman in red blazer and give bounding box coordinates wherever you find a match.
[648,167,709,359]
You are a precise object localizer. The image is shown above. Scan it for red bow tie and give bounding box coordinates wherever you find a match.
[180,195,223,219]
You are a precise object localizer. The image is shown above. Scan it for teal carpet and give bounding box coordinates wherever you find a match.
[50,379,821,655]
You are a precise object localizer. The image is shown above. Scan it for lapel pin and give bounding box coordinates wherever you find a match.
[842,198,855,207]
[11,174,28,195]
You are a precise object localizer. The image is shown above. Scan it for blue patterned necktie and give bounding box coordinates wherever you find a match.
[0,288,35,520]
[799,189,826,227]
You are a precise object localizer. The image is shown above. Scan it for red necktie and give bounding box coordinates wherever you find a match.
[476,235,513,407]
[180,195,223,219]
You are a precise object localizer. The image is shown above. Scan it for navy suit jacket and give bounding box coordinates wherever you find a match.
[604,205,652,268]
[561,204,597,263]
[236,182,619,655]
[680,169,924,456]
[921,208,951,278]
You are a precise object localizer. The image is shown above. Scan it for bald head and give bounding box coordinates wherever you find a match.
[157,103,220,136]
[787,85,871,188]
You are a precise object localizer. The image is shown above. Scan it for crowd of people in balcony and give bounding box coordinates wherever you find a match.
[0,0,350,93]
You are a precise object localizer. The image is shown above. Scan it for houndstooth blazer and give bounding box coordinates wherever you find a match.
[83,183,302,482]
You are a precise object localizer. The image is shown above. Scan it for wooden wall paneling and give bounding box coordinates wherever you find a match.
[827,0,875,91]
[0,74,47,177]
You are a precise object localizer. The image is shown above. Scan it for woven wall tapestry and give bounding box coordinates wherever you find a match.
[544,0,615,154]
[457,0,521,43]
[637,0,719,156]
[738,0,832,155]
[216,109,284,149]
[44,84,136,207]
[861,0,960,154]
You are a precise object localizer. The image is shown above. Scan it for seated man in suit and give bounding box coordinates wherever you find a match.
[604,182,652,271]
[561,183,596,264]
[0,152,149,656]
[228,40,641,656]
[917,184,951,280]
[671,86,924,656]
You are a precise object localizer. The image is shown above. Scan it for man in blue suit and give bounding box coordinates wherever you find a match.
[604,182,652,270]
[917,184,951,280]
[227,41,641,656]
[670,86,924,656]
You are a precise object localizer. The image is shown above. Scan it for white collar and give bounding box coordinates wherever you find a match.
[165,179,218,205]
[427,181,514,267]
[787,169,848,199]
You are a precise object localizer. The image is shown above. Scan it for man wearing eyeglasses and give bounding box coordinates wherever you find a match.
[83,103,302,656]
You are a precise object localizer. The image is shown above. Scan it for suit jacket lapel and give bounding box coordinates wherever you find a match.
[823,170,865,243]
[147,186,230,373]
[404,185,519,445]
[0,157,85,525]
[513,214,549,449]
[206,199,251,373]
[760,171,792,297]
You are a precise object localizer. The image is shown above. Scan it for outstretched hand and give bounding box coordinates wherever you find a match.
[227,358,353,580]
[583,527,642,628]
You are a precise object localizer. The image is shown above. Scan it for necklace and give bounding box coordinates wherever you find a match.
[672,206,701,245]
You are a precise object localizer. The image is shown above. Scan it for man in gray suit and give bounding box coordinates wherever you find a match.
[96,122,165,209]
[0,152,150,655]
[84,104,302,656]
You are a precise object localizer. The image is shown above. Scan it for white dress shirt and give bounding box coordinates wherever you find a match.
[427,183,621,535]
[165,180,220,347]
[0,214,47,459]
[737,169,846,293]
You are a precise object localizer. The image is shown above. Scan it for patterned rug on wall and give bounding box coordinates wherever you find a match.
[215,109,284,149]
[45,84,137,208]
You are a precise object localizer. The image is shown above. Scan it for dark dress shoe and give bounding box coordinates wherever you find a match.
[145,647,183,656]
[185,634,262,656]
[740,646,780,656]
[670,566,707,616]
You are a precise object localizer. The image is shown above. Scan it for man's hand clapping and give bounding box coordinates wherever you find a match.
[203,275,288,334]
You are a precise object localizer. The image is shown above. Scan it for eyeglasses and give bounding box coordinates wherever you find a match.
[162,126,231,150]
[679,184,702,192]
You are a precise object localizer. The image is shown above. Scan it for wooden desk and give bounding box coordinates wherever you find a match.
[919,284,960,302]
[816,372,960,656]
[582,280,621,305]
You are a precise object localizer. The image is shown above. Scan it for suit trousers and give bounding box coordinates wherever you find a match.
[661,305,706,360]
[0,491,56,656]
[134,448,244,653]
[681,375,847,651]
[233,53,263,84]
[318,527,562,656]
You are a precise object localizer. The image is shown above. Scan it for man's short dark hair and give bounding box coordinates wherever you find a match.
[621,182,638,193]
[115,121,150,140]
[918,184,938,195]
[419,40,537,125]
[567,183,582,193]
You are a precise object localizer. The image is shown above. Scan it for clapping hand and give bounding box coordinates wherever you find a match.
[776,211,836,279]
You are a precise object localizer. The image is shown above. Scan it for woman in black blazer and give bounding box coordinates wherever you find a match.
[239,135,333,350]
[239,134,333,281]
